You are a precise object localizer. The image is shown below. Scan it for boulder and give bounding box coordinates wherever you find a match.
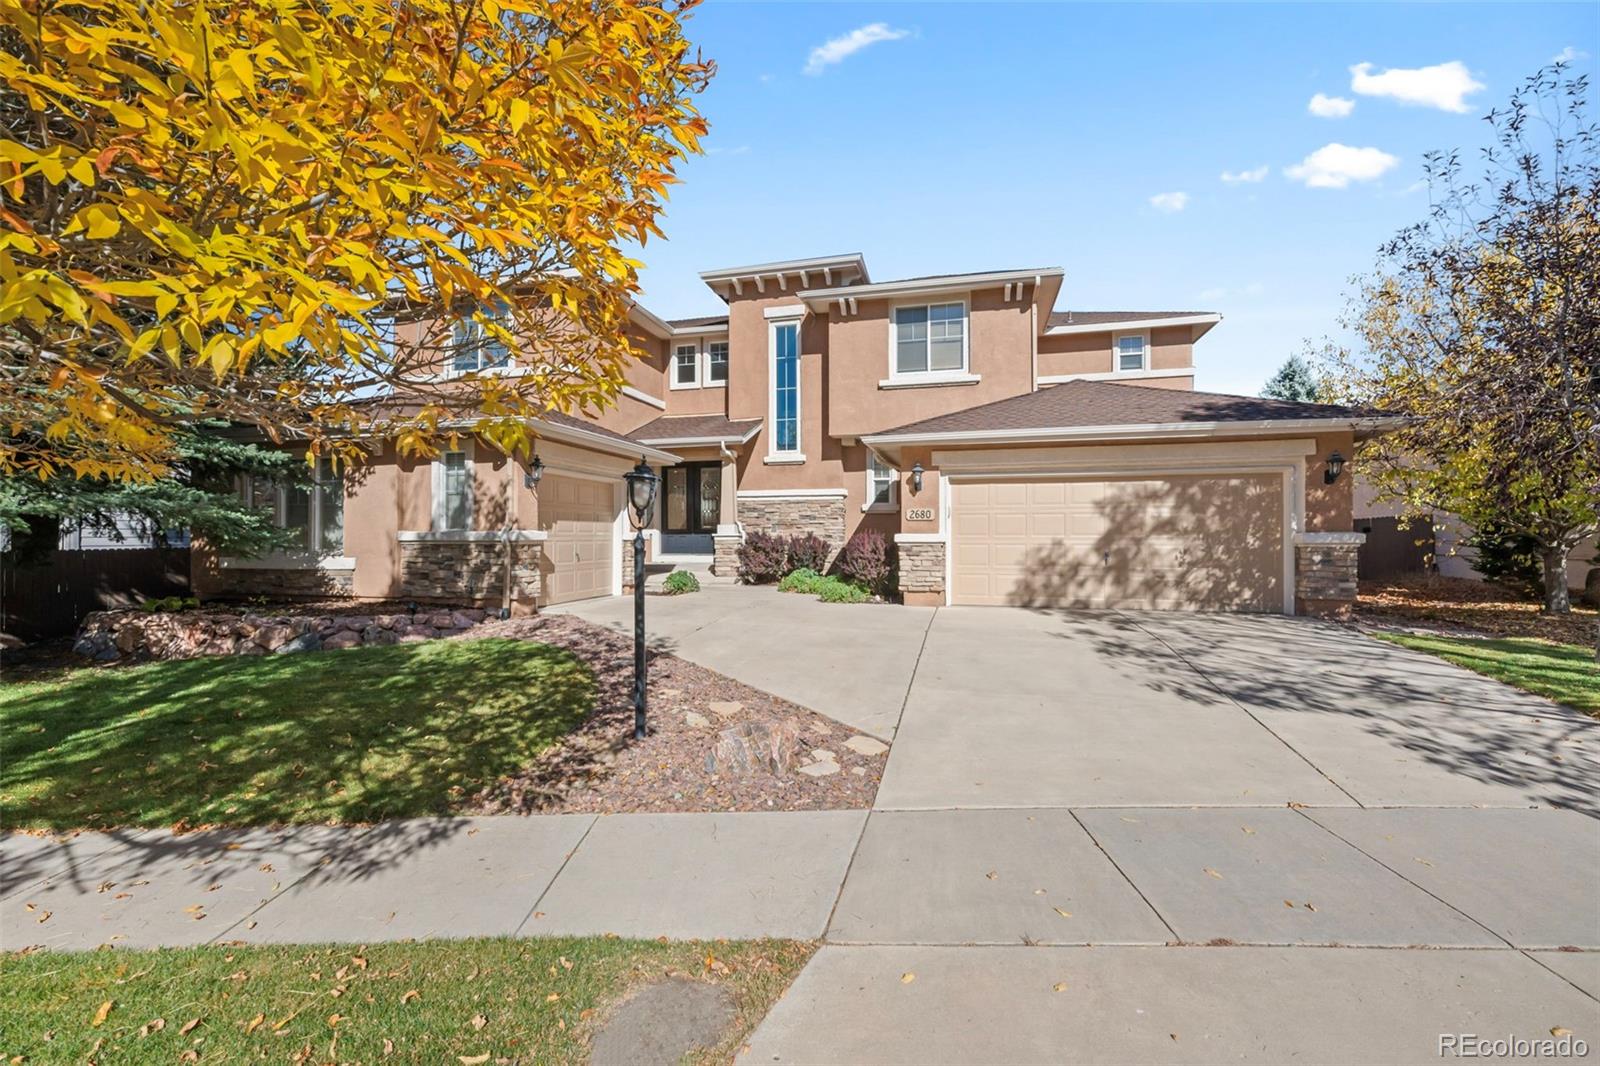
[375,614,407,630]
[705,718,802,776]
[255,624,297,651]
[323,630,361,650]
[237,641,268,655]
[456,608,487,623]
[362,624,400,646]
[336,615,373,633]
[450,611,481,630]
[274,632,322,654]
[114,625,143,655]
[429,611,457,629]
[72,632,119,661]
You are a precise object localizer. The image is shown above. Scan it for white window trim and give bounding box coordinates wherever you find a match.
[888,297,970,382]
[1113,330,1150,373]
[670,342,701,389]
[767,316,803,462]
[702,338,730,389]
[449,311,515,378]
[431,441,475,532]
[864,455,898,513]
[239,461,344,555]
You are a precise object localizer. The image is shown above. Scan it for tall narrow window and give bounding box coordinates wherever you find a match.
[868,455,897,508]
[673,344,699,387]
[440,451,471,530]
[315,457,344,552]
[706,341,729,385]
[772,322,800,454]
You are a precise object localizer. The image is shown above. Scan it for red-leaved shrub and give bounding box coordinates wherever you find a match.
[736,530,789,583]
[786,533,831,574]
[836,529,892,593]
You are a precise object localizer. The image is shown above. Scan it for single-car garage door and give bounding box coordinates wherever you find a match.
[950,475,1285,611]
[539,473,617,605]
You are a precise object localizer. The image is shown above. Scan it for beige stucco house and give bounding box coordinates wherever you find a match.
[197,252,1395,617]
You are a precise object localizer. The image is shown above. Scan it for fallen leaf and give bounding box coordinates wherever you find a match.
[244,1013,265,1034]
[382,1038,395,1055]
[1054,908,1073,919]
[559,956,573,971]
[471,1014,487,1031]
[401,990,420,1004]
[900,972,916,985]
[545,993,560,1003]
[138,1018,165,1037]
[985,870,998,880]
[459,1056,490,1065]
[35,911,51,924]
[351,956,368,970]
[1203,868,1224,880]
[178,1018,201,1036]
[91,1001,114,1028]
[1284,900,1295,908]
[1052,982,1069,992]
[327,1013,344,1027]
[1304,903,1318,912]
[1552,1027,1573,1037]
[1033,889,1046,895]
[1414,857,1434,867]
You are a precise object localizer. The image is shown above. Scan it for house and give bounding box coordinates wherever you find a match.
[195,252,1396,617]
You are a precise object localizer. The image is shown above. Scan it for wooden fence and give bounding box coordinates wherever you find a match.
[2,547,192,643]
[1354,516,1435,581]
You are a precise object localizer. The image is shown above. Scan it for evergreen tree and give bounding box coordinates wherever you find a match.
[1260,354,1324,402]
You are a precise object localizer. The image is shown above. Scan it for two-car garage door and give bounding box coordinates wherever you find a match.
[949,475,1285,611]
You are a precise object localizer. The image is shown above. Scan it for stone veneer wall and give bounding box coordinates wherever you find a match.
[896,539,946,604]
[737,496,847,563]
[399,540,539,604]
[1294,532,1365,618]
[73,606,489,662]
[208,566,354,600]
[712,533,741,577]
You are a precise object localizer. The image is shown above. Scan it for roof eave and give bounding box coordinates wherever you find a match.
[862,415,1406,452]
[528,416,681,465]
[1045,313,1222,336]
[799,267,1065,310]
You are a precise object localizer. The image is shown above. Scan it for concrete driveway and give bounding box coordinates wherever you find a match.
[555,587,1599,811]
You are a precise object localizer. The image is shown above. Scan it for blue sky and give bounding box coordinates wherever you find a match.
[630,2,1596,395]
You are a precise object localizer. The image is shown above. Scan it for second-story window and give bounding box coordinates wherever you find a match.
[894,302,966,375]
[673,343,699,388]
[1116,333,1149,372]
[771,321,800,455]
[453,307,510,374]
[706,341,729,385]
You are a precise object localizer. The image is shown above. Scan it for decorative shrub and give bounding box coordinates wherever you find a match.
[836,529,892,593]
[141,595,199,613]
[816,577,870,604]
[661,570,700,595]
[736,530,789,584]
[778,567,825,594]
[786,533,831,575]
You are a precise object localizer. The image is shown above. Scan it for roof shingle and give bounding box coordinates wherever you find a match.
[631,413,762,443]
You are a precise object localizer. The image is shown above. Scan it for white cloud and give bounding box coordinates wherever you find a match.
[706,144,751,156]
[1149,191,1189,213]
[1349,61,1484,113]
[1308,93,1355,118]
[1284,143,1400,188]
[1553,46,1590,64]
[804,23,910,75]
[1220,165,1269,184]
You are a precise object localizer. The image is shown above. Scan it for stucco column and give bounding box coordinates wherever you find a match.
[719,451,738,528]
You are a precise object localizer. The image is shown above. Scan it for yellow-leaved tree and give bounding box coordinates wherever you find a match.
[0,0,712,480]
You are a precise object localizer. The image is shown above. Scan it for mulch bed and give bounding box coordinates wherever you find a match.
[1356,574,1599,647]
[459,613,886,814]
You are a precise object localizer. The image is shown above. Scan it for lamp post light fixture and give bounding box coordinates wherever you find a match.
[1324,451,1346,485]
[523,452,544,489]
[622,457,660,741]
[910,461,925,494]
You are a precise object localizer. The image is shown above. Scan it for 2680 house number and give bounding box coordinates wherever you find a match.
[905,508,935,522]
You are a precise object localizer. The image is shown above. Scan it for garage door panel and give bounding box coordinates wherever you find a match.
[951,475,1283,612]
[538,473,616,606]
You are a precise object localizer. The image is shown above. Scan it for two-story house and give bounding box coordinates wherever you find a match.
[195,252,1393,617]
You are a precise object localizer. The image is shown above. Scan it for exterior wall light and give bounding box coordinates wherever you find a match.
[910,461,925,494]
[523,452,544,489]
[1324,451,1346,485]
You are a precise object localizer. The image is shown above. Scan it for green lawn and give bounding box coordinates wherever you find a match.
[1373,633,1599,716]
[1,937,815,1064]
[0,639,593,829]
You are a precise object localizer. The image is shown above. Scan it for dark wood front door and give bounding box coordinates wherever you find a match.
[661,463,721,553]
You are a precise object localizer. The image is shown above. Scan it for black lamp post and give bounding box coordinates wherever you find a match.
[622,457,660,740]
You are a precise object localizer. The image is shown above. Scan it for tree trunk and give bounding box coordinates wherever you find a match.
[1540,544,1571,614]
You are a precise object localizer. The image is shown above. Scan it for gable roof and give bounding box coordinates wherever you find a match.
[864,379,1392,443]
[631,414,762,446]
[666,315,730,330]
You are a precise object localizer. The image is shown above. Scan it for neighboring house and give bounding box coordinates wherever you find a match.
[196,252,1396,617]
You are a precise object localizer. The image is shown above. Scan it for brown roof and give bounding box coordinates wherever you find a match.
[1046,311,1215,328]
[540,409,644,445]
[872,379,1377,438]
[631,414,762,443]
[666,315,730,329]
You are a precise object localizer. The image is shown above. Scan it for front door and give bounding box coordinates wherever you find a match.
[661,463,721,555]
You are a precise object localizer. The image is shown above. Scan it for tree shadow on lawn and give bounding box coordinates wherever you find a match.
[1,639,594,832]
[1039,610,1600,813]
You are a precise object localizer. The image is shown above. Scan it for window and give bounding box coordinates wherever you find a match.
[771,321,800,454]
[672,344,699,387]
[1116,333,1148,372]
[867,454,897,509]
[452,306,511,374]
[705,341,729,385]
[239,458,344,552]
[894,302,966,375]
[434,449,473,531]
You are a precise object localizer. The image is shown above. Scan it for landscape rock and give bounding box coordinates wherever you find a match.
[323,630,361,650]
[72,632,119,661]
[274,632,322,654]
[843,735,890,757]
[362,624,400,646]
[797,760,841,777]
[684,712,710,728]
[705,718,801,776]
[255,623,297,650]
[707,700,743,720]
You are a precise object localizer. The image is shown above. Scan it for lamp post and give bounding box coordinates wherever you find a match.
[622,457,660,740]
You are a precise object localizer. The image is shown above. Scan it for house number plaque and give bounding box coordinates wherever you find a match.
[905,508,935,522]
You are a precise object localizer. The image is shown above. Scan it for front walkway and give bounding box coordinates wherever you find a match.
[7,588,1598,1062]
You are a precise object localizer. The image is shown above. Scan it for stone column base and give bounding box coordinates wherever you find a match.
[712,532,742,577]
[895,535,946,606]
[1293,531,1365,618]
